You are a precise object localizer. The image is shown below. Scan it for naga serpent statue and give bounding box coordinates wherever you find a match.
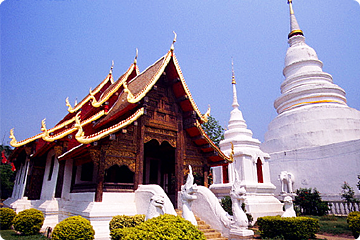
[180,165,198,225]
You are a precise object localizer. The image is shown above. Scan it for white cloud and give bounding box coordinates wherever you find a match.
[355,0,360,5]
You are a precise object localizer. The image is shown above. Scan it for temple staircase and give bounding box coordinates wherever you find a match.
[176,210,227,240]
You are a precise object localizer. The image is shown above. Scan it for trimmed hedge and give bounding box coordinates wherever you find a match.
[347,211,360,238]
[257,215,319,240]
[110,214,205,240]
[52,216,95,240]
[109,214,145,231]
[0,208,16,230]
[13,208,44,235]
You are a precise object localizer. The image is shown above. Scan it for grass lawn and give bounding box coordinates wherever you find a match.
[309,215,353,236]
[0,230,48,240]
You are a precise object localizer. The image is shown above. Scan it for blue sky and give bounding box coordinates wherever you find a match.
[1,0,359,146]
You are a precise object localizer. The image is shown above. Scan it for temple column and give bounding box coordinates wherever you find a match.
[90,149,105,202]
[135,119,145,190]
[175,112,184,207]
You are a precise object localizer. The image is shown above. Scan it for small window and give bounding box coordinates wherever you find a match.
[256,158,264,183]
[80,162,94,182]
[48,155,55,181]
[222,164,229,184]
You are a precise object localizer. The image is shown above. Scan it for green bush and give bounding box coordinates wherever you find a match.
[52,215,95,240]
[347,211,360,238]
[0,208,16,230]
[13,208,44,235]
[294,188,329,216]
[110,214,205,240]
[109,214,145,231]
[220,196,232,215]
[257,215,319,240]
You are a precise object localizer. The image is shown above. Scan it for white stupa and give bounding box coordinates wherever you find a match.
[261,0,360,200]
[211,60,283,220]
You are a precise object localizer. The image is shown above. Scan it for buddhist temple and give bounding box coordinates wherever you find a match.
[4,39,231,239]
[261,0,360,200]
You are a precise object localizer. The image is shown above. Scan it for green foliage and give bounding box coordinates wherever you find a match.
[51,215,95,240]
[0,230,48,239]
[0,145,15,199]
[110,214,205,240]
[310,215,351,236]
[257,215,319,240]
[13,208,44,236]
[109,214,145,231]
[0,145,13,156]
[341,182,359,212]
[0,208,16,230]
[1,164,15,199]
[220,196,233,215]
[294,188,329,216]
[347,211,360,238]
[202,115,224,147]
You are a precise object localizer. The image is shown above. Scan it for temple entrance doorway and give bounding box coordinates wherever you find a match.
[144,139,176,204]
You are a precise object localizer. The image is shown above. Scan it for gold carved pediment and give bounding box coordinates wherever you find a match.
[144,127,177,147]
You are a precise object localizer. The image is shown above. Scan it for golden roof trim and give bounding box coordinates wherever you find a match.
[88,63,137,107]
[10,110,107,147]
[196,120,230,162]
[124,52,171,104]
[172,54,210,123]
[66,72,114,113]
[74,107,144,144]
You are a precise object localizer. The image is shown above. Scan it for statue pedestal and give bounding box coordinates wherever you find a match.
[229,227,254,239]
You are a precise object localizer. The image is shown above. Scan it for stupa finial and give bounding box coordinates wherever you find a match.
[231,58,239,109]
[288,0,294,15]
[231,57,236,85]
[287,0,304,39]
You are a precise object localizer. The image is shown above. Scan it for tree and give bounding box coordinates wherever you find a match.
[357,175,360,191]
[341,181,358,212]
[202,115,224,147]
[0,145,15,200]
[294,188,329,216]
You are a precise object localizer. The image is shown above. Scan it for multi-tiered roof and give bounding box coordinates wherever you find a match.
[10,39,230,165]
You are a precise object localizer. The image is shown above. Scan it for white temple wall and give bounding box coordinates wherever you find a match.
[61,159,73,200]
[268,139,360,201]
[240,156,256,182]
[40,150,59,200]
[262,161,271,183]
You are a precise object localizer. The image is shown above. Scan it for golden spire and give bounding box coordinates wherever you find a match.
[287,0,304,39]
[288,0,294,15]
[231,57,236,85]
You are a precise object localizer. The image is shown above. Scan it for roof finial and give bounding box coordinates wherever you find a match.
[134,48,138,65]
[231,57,236,85]
[171,31,177,51]
[109,60,114,74]
[287,0,304,39]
